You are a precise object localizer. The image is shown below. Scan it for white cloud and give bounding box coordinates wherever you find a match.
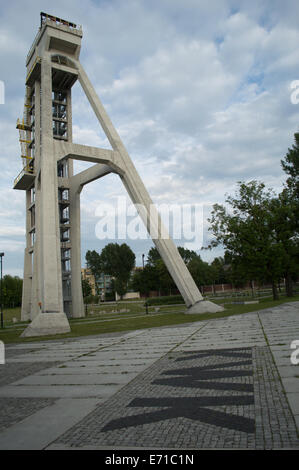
[1,0,299,275]
[0,227,25,236]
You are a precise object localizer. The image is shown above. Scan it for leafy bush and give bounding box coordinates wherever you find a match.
[84,295,99,304]
[104,292,116,302]
[145,295,184,306]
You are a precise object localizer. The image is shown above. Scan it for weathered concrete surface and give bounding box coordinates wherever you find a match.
[186,300,224,314]
[20,312,71,338]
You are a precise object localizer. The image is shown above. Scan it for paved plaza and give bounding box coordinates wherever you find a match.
[0,302,298,450]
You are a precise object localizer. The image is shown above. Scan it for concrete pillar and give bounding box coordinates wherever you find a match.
[30,80,41,321]
[21,190,32,321]
[21,57,70,337]
[21,250,32,321]
[38,58,63,312]
[69,182,84,318]
[30,178,41,320]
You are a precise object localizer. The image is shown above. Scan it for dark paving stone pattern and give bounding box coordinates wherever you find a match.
[55,346,298,449]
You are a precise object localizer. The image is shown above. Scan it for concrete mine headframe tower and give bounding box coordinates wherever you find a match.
[14,13,222,338]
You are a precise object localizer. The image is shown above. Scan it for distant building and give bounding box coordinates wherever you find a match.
[97,273,114,300]
[81,268,114,300]
[81,268,96,296]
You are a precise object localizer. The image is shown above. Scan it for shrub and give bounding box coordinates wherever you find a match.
[145,295,184,306]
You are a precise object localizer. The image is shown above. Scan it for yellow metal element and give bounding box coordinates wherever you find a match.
[16,118,24,129]
[16,86,34,176]
[16,118,31,131]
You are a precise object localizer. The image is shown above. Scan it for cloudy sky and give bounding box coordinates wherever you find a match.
[1,0,299,277]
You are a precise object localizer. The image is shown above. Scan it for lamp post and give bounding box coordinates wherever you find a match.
[142,254,144,269]
[0,253,4,329]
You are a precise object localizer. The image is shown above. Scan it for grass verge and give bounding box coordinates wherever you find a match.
[0,294,298,345]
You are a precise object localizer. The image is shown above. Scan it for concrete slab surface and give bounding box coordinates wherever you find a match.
[0,398,101,450]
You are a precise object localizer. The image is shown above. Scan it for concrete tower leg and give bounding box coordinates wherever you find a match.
[21,58,70,337]
[21,248,32,321]
[77,62,223,314]
[30,178,41,321]
[21,190,33,321]
[69,183,84,318]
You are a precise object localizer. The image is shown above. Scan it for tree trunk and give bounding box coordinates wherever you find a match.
[285,273,294,297]
[271,281,279,300]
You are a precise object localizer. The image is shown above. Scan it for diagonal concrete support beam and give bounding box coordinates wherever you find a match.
[71,163,112,188]
[73,59,223,314]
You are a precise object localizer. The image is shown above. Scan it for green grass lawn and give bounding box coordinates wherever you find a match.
[0,294,298,345]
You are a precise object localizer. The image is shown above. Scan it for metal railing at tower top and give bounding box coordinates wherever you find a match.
[40,12,81,30]
[26,12,82,65]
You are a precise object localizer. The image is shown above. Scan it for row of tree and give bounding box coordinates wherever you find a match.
[85,242,247,300]
[130,247,233,296]
[1,275,23,308]
[84,132,299,301]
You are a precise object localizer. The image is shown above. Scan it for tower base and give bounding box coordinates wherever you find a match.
[185,300,224,314]
[20,312,71,338]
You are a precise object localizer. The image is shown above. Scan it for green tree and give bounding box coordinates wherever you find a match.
[155,258,176,295]
[2,275,23,308]
[207,181,285,300]
[188,256,214,291]
[281,132,299,197]
[81,278,92,298]
[210,257,228,284]
[145,246,195,295]
[279,132,299,295]
[85,250,102,279]
[146,246,161,266]
[221,251,248,289]
[177,247,198,264]
[99,243,135,299]
[130,265,160,295]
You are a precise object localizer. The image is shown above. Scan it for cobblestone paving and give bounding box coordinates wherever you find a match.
[54,345,298,449]
[0,361,58,433]
[253,347,298,449]
[0,397,55,433]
